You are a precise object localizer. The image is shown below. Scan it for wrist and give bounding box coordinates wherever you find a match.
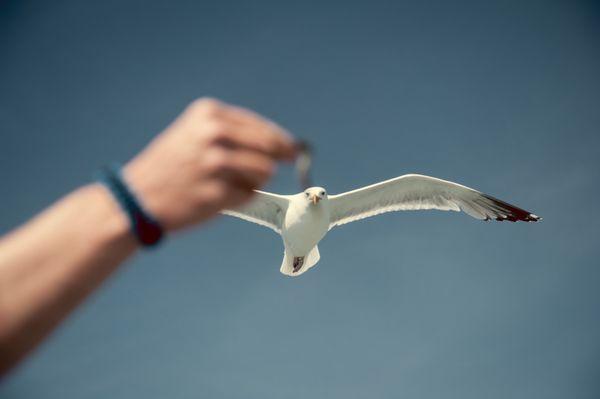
[99,165,165,247]
[84,184,137,248]
[122,159,164,227]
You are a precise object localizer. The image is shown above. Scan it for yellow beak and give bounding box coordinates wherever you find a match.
[310,194,320,204]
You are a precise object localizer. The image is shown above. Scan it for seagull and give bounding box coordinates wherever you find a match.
[222,174,540,277]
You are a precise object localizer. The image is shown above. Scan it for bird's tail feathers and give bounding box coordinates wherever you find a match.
[280,246,320,277]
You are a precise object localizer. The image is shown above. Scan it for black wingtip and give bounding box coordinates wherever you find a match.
[482,194,542,223]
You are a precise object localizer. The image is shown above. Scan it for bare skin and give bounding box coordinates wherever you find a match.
[0,98,297,377]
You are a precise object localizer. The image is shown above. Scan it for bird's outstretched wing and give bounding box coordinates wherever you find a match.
[221,190,289,233]
[329,174,540,229]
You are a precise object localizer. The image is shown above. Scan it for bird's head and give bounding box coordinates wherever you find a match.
[304,187,328,205]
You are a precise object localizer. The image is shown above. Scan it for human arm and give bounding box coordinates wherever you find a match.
[0,98,297,376]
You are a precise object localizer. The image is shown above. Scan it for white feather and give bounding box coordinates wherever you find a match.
[220,190,289,233]
[328,174,540,228]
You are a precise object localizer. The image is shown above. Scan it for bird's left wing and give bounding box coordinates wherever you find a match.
[329,174,540,229]
[221,190,289,233]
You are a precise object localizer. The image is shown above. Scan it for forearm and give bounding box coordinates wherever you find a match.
[0,183,138,375]
[0,98,297,377]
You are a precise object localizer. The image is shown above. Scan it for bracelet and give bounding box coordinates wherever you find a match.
[98,164,164,247]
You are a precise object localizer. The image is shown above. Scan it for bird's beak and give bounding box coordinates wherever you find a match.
[310,194,320,204]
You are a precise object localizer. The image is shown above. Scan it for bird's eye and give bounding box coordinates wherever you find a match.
[320,191,325,196]
[305,192,309,197]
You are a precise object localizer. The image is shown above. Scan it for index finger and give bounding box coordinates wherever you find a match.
[220,105,298,160]
[219,124,298,161]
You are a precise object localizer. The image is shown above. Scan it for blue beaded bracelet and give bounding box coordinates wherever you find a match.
[99,165,164,247]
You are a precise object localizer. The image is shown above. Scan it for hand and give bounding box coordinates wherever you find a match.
[123,98,297,231]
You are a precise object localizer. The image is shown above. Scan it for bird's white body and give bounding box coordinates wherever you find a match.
[222,174,540,277]
[278,192,331,275]
[282,193,330,255]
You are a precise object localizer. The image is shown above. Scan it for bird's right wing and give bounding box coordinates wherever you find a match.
[329,174,540,229]
[221,190,289,234]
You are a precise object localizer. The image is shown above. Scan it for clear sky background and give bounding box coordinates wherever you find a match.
[1,0,599,398]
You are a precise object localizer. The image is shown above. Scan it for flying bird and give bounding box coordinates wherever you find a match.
[222,174,540,276]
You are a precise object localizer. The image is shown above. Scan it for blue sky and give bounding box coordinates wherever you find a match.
[1,0,599,398]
